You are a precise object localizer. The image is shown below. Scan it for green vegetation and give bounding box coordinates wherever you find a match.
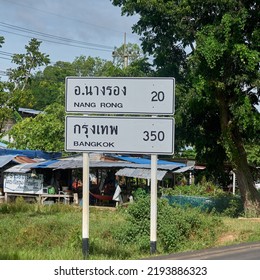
[1,3,260,214]
[160,181,244,218]
[113,197,221,253]
[1,197,260,260]
[112,0,260,215]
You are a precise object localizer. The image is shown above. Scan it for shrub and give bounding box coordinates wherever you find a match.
[160,182,224,197]
[112,197,222,253]
[132,187,148,200]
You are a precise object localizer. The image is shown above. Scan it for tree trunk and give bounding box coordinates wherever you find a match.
[231,129,260,216]
[218,95,260,216]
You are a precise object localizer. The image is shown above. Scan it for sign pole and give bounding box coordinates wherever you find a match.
[150,154,158,254]
[82,152,90,258]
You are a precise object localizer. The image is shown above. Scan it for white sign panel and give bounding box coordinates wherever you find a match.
[65,116,174,154]
[4,173,44,194]
[65,77,174,115]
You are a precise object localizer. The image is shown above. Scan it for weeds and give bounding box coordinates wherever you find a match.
[0,197,260,260]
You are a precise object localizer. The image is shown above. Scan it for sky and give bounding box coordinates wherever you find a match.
[0,0,259,112]
[0,0,140,77]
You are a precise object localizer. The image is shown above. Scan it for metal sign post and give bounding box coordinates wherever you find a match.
[150,154,158,254]
[82,153,90,258]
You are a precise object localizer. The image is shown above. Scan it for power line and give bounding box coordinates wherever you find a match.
[0,22,115,52]
[2,0,138,38]
[0,50,13,56]
[0,56,11,61]
[0,29,113,54]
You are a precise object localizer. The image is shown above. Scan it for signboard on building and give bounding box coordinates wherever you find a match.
[65,116,174,154]
[4,173,44,194]
[65,77,175,115]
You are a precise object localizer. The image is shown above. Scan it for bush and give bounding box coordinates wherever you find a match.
[160,182,224,197]
[132,187,148,200]
[112,197,222,253]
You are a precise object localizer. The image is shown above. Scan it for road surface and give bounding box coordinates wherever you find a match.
[147,241,260,260]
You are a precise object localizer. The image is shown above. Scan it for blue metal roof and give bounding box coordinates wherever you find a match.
[33,160,59,168]
[111,155,186,167]
[0,149,61,159]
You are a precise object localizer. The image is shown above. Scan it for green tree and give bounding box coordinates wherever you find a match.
[0,38,6,132]
[0,36,12,136]
[29,53,153,111]
[7,51,152,151]
[112,42,142,67]
[8,102,65,152]
[8,38,50,91]
[1,38,50,115]
[112,0,260,215]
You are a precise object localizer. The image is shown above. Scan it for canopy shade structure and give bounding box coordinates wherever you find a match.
[173,166,194,173]
[116,168,167,180]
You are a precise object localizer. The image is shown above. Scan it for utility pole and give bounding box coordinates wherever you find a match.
[112,32,130,69]
[123,32,128,68]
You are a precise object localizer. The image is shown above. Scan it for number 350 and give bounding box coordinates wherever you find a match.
[143,131,165,141]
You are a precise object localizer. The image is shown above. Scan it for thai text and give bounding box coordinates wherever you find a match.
[74,85,126,96]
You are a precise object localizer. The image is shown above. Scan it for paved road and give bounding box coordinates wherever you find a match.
[147,241,260,260]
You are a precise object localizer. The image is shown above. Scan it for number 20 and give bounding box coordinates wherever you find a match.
[151,91,165,102]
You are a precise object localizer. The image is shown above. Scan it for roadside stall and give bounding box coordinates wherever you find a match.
[2,153,189,206]
[3,163,74,204]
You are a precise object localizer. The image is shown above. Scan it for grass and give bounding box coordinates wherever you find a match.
[1,199,260,260]
[0,202,142,260]
[217,217,260,245]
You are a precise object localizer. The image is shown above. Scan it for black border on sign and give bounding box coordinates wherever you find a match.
[65,77,175,115]
[65,115,175,155]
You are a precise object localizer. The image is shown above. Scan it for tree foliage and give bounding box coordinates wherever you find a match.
[8,103,65,152]
[8,38,50,91]
[3,43,153,152]
[0,38,50,138]
[112,0,260,215]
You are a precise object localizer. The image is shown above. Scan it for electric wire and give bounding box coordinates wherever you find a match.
[0,22,115,50]
[1,0,136,37]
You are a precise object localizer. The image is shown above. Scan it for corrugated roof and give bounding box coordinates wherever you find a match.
[111,155,186,167]
[0,149,61,159]
[32,155,185,171]
[34,160,59,168]
[13,156,37,164]
[173,166,194,173]
[0,155,16,168]
[4,163,39,173]
[35,160,182,171]
[0,155,38,168]
[116,168,167,180]
[18,107,42,115]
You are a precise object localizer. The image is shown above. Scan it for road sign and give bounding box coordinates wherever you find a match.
[65,116,174,154]
[65,77,175,115]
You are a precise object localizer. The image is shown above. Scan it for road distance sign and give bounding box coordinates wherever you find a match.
[65,116,174,154]
[65,77,175,115]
